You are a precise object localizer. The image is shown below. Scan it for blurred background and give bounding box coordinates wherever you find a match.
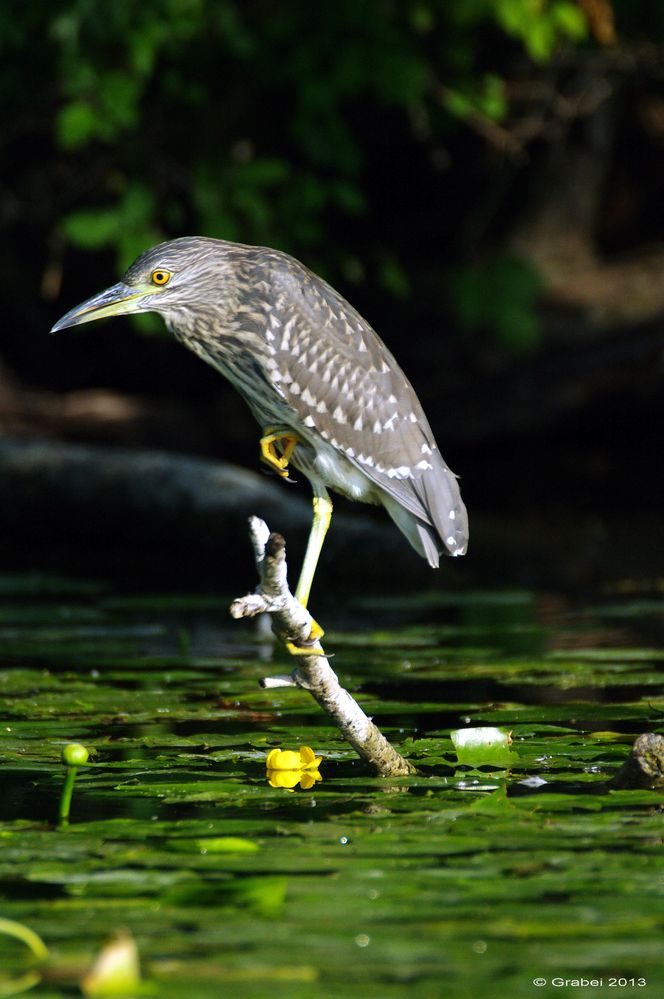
[2,0,664,592]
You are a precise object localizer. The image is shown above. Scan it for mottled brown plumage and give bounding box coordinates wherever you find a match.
[51,237,468,590]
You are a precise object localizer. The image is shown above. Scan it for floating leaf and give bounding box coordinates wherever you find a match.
[1,574,664,997]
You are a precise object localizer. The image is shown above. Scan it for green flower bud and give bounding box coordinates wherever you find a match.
[62,743,89,766]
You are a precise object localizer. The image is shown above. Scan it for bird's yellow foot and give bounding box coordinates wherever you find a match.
[259,428,301,479]
[307,617,325,642]
[285,640,326,657]
[285,616,326,657]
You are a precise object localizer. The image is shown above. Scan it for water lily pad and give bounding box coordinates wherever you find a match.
[2,577,664,997]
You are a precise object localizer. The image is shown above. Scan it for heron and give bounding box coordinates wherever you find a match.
[51,237,468,640]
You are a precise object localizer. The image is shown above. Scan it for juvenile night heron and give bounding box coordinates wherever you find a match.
[51,237,468,623]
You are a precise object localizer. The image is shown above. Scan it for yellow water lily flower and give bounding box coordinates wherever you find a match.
[267,768,322,790]
[266,746,322,770]
[265,746,323,790]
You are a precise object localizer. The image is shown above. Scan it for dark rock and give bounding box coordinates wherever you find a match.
[612,733,664,789]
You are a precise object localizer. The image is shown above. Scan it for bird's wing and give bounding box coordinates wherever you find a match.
[262,256,469,557]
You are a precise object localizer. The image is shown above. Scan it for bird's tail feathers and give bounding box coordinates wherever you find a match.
[416,522,441,568]
[418,461,469,558]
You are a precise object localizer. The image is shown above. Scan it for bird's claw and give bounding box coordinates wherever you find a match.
[259,428,301,480]
[260,466,298,484]
[285,616,326,657]
[285,641,326,657]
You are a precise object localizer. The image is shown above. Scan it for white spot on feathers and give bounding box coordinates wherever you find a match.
[280,316,296,350]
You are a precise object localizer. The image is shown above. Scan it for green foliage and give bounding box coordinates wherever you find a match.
[444,74,508,122]
[495,0,587,61]
[1,0,606,354]
[63,182,162,268]
[450,252,544,351]
[41,2,591,266]
[443,0,588,129]
[448,0,587,62]
[56,99,98,150]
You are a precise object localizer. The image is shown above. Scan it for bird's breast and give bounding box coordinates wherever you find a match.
[292,436,380,504]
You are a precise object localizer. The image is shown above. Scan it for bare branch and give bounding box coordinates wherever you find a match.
[230,517,416,777]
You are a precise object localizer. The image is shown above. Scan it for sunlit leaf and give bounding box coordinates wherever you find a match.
[56,100,98,150]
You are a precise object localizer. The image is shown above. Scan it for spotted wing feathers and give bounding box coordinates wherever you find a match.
[262,254,469,562]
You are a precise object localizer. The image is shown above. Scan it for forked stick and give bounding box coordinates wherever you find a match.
[230,517,416,776]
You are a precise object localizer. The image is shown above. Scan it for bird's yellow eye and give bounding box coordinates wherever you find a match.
[151,269,171,286]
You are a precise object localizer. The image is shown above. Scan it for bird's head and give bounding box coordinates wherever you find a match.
[50,237,234,334]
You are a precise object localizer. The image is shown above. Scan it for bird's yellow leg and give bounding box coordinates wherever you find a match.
[259,427,300,479]
[286,493,332,656]
[295,493,333,610]
[284,492,333,655]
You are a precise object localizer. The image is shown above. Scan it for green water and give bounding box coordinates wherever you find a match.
[0,575,663,998]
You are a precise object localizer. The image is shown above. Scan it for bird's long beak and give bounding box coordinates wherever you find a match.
[50,282,150,333]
